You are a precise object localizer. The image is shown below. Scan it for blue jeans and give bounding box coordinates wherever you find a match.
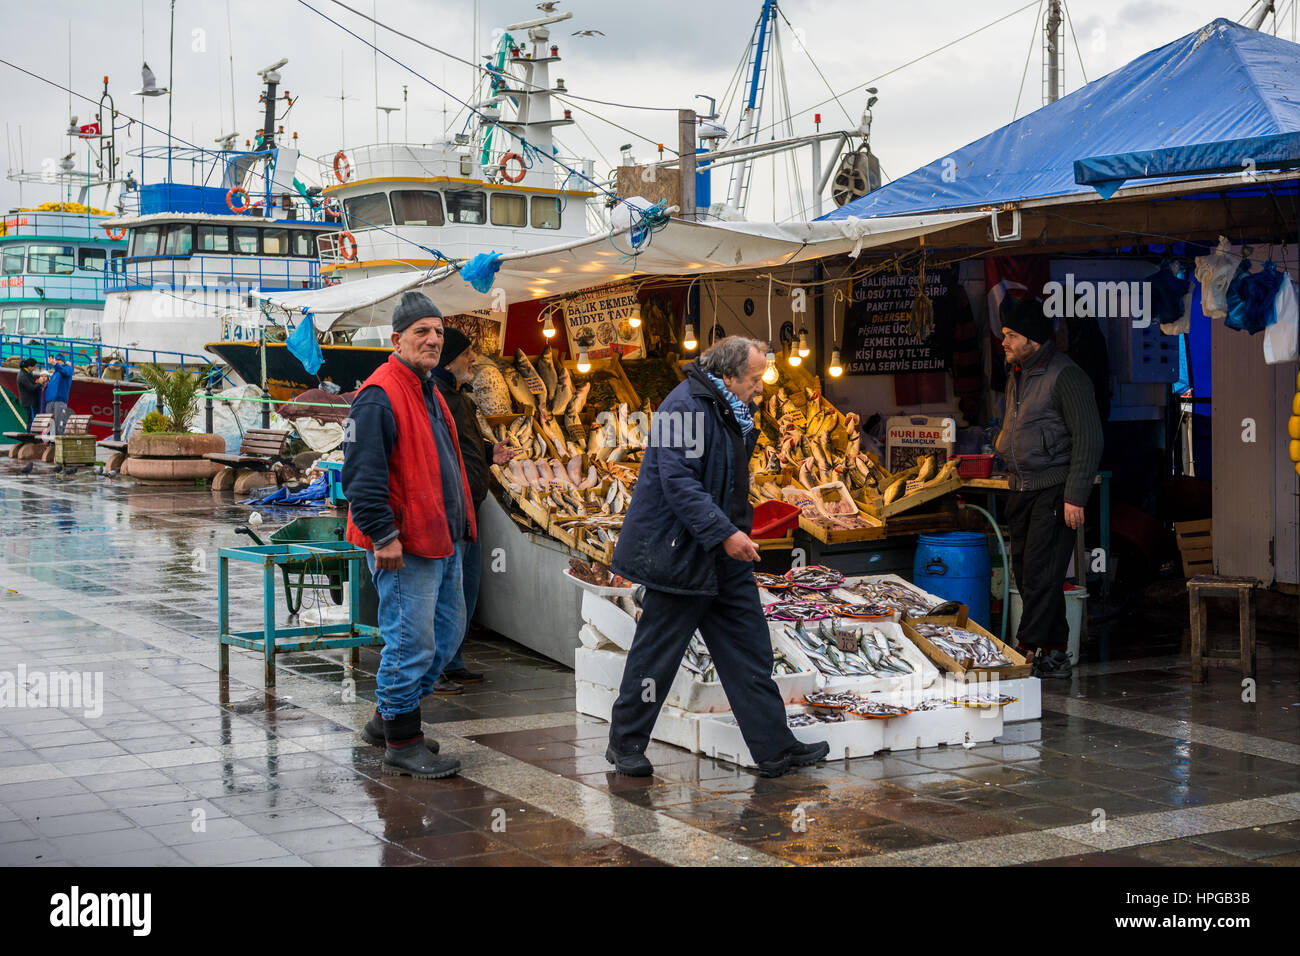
[367,542,466,718]
[445,537,482,673]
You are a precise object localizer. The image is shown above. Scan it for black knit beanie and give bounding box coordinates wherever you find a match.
[1001,296,1053,345]
[437,328,472,368]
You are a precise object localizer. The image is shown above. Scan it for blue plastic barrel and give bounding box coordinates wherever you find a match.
[912,532,991,627]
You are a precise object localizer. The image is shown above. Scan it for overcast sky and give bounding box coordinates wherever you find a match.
[2,0,1292,220]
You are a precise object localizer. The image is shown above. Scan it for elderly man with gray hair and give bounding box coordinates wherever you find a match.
[606,336,829,778]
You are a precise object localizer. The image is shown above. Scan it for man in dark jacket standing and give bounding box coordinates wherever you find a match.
[16,358,45,428]
[607,336,829,778]
[996,298,1103,680]
[342,290,475,780]
[432,328,513,693]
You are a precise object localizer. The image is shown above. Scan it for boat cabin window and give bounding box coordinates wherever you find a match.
[445,190,486,225]
[28,245,75,275]
[262,228,288,255]
[43,308,65,336]
[163,225,194,257]
[290,230,315,257]
[343,192,393,230]
[78,248,107,272]
[111,248,125,260]
[0,309,16,331]
[198,225,232,253]
[233,226,260,255]
[531,196,562,230]
[2,246,24,274]
[18,308,40,333]
[133,226,162,257]
[392,190,445,226]
[491,193,527,227]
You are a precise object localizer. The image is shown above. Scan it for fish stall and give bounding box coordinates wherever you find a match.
[568,560,1040,767]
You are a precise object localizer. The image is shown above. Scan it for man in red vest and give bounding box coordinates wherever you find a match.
[343,290,477,779]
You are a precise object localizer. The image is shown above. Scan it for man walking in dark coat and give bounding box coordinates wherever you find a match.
[16,358,45,428]
[607,336,828,778]
[996,298,1104,679]
[432,327,514,693]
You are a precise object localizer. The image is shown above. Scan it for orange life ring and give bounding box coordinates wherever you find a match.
[333,150,353,183]
[321,197,342,221]
[226,186,252,214]
[499,152,526,183]
[104,226,127,241]
[337,230,358,261]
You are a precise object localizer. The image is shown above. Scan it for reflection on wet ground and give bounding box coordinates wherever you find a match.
[0,463,1297,866]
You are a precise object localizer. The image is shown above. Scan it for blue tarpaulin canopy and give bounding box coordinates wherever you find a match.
[820,19,1300,221]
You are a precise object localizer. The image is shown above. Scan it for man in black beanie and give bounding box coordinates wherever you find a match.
[995,297,1103,679]
[431,327,513,693]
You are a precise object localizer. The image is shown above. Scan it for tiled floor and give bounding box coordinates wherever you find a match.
[0,462,1297,866]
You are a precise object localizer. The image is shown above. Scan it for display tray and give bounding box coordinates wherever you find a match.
[561,567,635,597]
[901,614,1031,680]
[860,466,963,519]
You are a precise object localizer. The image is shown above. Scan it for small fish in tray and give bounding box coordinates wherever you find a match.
[829,602,893,620]
[763,600,831,622]
[803,691,862,710]
[753,571,792,590]
[786,586,841,605]
[837,579,943,617]
[784,565,845,590]
[849,700,914,718]
[787,713,819,728]
[913,698,959,711]
[955,693,1019,708]
[911,622,1013,668]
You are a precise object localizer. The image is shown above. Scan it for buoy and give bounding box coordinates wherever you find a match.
[104,226,126,240]
[1291,439,1300,463]
[333,150,352,183]
[498,152,526,183]
[1290,415,1300,440]
[337,230,358,261]
[226,186,252,214]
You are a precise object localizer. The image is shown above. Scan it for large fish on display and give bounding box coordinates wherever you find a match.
[536,344,559,404]
[564,381,590,442]
[500,362,537,413]
[469,359,513,416]
[514,349,548,408]
[551,362,574,417]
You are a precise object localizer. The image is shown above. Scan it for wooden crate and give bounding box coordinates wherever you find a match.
[563,354,640,408]
[53,434,96,465]
[1174,519,1213,577]
[901,614,1031,680]
[862,465,964,520]
[755,471,883,543]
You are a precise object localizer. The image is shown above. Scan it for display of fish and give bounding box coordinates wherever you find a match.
[563,381,590,442]
[916,454,937,482]
[551,363,574,417]
[536,344,559,403]
[500,363,538,413]
[911,622,1012,668]
[514,349,549,411]
[469,359,513,416]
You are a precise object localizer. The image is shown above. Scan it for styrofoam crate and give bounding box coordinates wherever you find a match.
[572,679,702,752]
[996,676,1041,723]
[578,623,618,651]
[575,646,628,690]
[697,707,885,768]
[878,702,1003,751]
[580,590,637,651]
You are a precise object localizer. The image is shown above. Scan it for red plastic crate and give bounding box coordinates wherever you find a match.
[752,500,800,538]
[952,454,994,479]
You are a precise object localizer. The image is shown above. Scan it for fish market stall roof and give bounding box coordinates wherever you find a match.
[259,211,984,331]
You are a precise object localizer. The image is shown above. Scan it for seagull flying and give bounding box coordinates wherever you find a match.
[572,29,605,37]
[536,2,561,11]
[134,62,169,97]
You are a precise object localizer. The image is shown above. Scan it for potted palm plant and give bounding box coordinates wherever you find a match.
[121,364,225,482]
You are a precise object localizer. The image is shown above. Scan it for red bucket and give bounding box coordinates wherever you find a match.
[752,500,800,539]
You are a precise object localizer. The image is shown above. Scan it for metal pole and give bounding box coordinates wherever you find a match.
[205,387,214,434]
[810,136,823,219]
[112,390,121,441]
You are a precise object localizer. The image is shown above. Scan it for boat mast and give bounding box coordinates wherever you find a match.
[726,0,779,213]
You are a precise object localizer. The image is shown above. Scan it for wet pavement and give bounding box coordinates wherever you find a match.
[0,461,1297,866]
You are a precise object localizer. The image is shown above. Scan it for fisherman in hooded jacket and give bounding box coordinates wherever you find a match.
[606,336,829,778]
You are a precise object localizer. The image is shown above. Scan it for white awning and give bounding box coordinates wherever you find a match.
[261,212,984,331]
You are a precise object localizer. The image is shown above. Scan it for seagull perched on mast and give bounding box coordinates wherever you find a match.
[572,29,604,36]
[536,2,561,11]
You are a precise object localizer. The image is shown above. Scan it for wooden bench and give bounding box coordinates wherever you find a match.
[205,428,292,494]
[1187,574,1259,682]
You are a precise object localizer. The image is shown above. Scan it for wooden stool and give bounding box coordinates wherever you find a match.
[1186,575,1259,682]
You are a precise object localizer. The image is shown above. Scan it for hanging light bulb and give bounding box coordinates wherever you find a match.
[576,347,591,373]
[683,322,698,351]
[628,303,642,329]
[828,349,843,377]
[542,311,556,338]
[797,328,810,358]
[761,347,778,384]
[787,349,802,367]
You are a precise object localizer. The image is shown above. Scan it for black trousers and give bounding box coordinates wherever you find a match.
[1004,484,1076,650]
[609,554,798,765]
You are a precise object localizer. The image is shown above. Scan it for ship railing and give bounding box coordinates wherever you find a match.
[105,254,323,293]
[0,210,121,241]
[0,273,110,302]
[0,332,234,388]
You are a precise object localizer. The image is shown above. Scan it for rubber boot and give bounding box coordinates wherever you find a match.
[382,708,460,779]
[362,709,438,753]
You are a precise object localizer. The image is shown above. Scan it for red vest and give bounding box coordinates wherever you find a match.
[345,354,477,558]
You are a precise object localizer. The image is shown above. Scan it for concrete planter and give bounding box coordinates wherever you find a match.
[122,432,224,484]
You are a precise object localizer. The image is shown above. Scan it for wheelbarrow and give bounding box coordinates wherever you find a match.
[235,516,350,614]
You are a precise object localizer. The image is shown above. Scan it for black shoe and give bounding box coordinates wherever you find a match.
[442,667,483,684]
[362,709,438,753]
[1032,649,1073,680]
[381,709,459,779]
[431,677,464,695]
[605,745,653,776]
[786,740,830,767]
[756,753,793,778]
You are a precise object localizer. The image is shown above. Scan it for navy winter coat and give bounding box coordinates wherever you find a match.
[612,362,757,597]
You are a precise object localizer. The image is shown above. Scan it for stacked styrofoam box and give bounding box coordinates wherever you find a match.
[996,676,1041,723]
[878,702,1003,751]
[698,707,886,768]
[573,648,703,752]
